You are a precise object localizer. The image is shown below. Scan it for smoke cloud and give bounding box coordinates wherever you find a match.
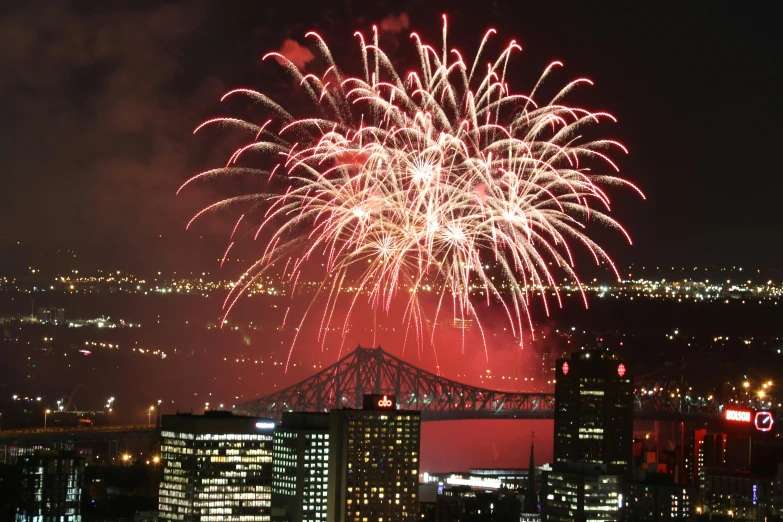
[275,38,315,69]
[379,13,410,34]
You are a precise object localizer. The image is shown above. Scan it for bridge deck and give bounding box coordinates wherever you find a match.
[0,425,155,444]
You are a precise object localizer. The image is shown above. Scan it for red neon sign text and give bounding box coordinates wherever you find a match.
[617,363,626,377]
[377,395,393,408]
[562,362,569,375]
[725,409,752,422]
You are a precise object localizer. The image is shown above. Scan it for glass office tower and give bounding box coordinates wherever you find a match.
[158,411,275,522]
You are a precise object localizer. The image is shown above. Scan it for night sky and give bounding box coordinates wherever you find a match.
[1,1,781,273]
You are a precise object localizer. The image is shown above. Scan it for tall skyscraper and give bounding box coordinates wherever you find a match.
[158,411,275,522]
[553,350,633,474]
[326,395,421,522]
[15,450,84,522]
[543,349,632,522]
[272,412,330,522]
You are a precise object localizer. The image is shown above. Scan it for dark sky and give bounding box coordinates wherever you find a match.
[0,0,781,274]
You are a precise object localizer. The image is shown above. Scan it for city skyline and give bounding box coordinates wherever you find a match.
[1,2,782,520]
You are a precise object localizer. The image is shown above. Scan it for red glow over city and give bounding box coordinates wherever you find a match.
[725,409,752,422]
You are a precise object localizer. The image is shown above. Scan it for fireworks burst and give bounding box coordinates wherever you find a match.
[181,17,644,370]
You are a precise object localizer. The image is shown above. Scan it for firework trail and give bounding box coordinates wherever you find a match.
[181,16,644,370]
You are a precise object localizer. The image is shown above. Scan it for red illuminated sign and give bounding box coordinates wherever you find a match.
[377,395,393,408]
[562,362,569,375]
[755,411,774,432]
[725,409,752,422]
[617,363,626,377]
[362,394,396,410]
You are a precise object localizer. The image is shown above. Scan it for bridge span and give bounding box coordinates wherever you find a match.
[234,346,721,422]
[0,347,728,446]
[0,424,155,448]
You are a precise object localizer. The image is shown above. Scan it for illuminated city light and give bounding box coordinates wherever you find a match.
[446,476,503,489]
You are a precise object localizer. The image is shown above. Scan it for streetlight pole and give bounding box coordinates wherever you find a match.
[148,406,155,427]
[44,409,51,429]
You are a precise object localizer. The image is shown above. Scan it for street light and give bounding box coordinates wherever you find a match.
[44,409,51,429]
[148,406,155,427]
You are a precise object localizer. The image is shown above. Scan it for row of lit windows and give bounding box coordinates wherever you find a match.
[348,426,418,433]
[162,431,195,440]
[205,456,273,463]
[354,426,416,433]
[160,488,186,498]
[196,434,273,441]
[195,493,272,500]
[201,515,271,522]
[199,472,251,480]
[198,478,235,485]
[193,499,271,507]
[159,496,192,507]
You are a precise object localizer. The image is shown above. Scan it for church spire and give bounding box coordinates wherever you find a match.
[524,432,538,513]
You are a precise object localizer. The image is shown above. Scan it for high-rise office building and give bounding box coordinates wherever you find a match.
[553,350,633,474]
[327,395,421,522]
[158,411,275,522]
[272,412,330,522]
[543,349,632,522]
[543,472,620,522]
[15,450,84,522]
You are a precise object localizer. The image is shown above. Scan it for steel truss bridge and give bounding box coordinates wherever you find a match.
[235,346,721,422]
[0,347,726,448]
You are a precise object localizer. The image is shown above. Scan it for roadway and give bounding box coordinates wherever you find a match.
[0,424,156,445]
